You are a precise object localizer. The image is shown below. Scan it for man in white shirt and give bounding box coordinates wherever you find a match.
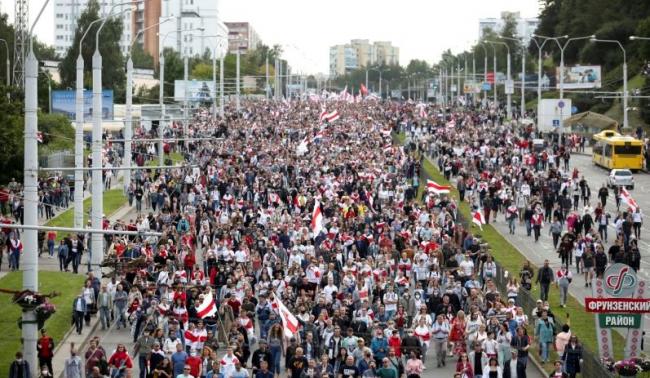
[382,286,398,319]
[431,315,450,368]
[459,254,475,277]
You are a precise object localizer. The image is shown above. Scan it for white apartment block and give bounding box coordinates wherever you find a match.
[329,40,399,77]
[53,0,134,56]
[159,0,228,58]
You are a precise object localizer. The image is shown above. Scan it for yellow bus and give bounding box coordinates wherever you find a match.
[592,134,644,170]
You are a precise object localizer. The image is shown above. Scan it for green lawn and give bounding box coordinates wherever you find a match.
[0,271,85,373]
[45,189,127,240]
[146,152,185,167]
[401,133,624,372]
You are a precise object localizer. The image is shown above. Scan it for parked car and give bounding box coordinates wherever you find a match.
[608,169,635,189]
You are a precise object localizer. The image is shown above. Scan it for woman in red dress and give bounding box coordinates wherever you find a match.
[449,310,467,356]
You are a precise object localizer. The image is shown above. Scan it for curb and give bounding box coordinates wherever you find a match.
[54,317,102,378]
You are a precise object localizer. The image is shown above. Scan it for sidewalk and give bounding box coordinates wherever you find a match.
[50,203,135,378]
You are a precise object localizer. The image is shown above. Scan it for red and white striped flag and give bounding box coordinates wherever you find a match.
[319,108,328,123]
[620,187,639,212]
[268,192,281,205]
[418,105,426,118]
[325,110,340,123]
[427,179,451,194]
[271,296,300,337]
[472,209,486,230]
[311,199,324,238]
[196,290,217,319]
[446,120,456,128]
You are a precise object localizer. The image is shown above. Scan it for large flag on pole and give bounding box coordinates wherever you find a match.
[271,296,300,337]
[196,290,217,319]
[472,209,486,230]
[311,199,324,237]
[620,187,639,212]
[426,179,451,194]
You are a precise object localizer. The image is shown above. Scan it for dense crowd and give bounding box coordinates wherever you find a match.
[11,99,639,378]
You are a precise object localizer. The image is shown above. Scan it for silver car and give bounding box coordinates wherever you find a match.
[607,169,635,189]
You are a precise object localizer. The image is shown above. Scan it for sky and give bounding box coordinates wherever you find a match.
[11,0,540,74]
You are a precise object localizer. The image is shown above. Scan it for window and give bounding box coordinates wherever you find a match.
[604,144,612,157]
[614,145,642,155]
[56,24,63,29]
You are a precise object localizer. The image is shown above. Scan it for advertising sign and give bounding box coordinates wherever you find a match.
[538,99,572,133]
[463,83,481,94]
[174,80,217,102]
[504,79,514,95]
[486,72,495,84]
[51,89,114,121]
[556,65,601,89]
[589,263,646,360]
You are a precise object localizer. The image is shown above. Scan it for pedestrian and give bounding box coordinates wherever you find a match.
[108,344,133,378]
[8,232,22,271]
[72,293,87,335]
[37,328,55,375]
[64,345,83,378]
[57,239,69,272]
[9,351,31,378]
[536,260,554,301]
[555,266,572,308]
[561,336,583,378]
[431,314,449,368]
[534,310,555,364]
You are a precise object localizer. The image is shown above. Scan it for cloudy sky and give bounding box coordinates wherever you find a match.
[14,0,540,74]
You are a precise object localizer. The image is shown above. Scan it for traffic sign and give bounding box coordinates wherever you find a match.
[558,100,565,108]
[598,314,642,329]
[552,119,560,127]
[505,80,514,95]
[482,83,491,91]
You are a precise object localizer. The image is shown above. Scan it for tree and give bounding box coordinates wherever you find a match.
[159,48,184,99]
[131,44,154,69]
[58,0,126,101]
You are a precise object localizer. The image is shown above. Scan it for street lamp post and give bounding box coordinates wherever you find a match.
[477,43,488,106]
[488,43,498,107]
[488,40,511,119]
[75,17,106,230]
[500,36,526,119]
[126,17,171,192]
[236,48,241,111]
[200,34,228,120]
[591,37,628,130]
[91,1,141,270]
[366,68,383,97]
[23,2,51,374]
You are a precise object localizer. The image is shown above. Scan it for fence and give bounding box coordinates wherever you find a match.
[406,135,614,378]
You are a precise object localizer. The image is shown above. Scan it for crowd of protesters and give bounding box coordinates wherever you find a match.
[10,99,634,378]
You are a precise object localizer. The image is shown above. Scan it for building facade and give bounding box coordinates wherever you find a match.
[329,40,399,77]
[131,0,162,64]
[224,22,261,53]
[159,0,227,58]
[478,11,539,41]
[53,0,134,56]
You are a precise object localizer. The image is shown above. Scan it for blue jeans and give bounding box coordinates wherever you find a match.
[9,250,19,270]
[48,240,55,257]
[540,342,550,362]
[270,344,282,374]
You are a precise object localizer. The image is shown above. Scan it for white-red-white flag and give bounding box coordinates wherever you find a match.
[325,110,340,123]
[419,105,427,118]
[620,187,639,212]
[196,290,217,319]
[311,199,324,237]
[319,108,328,123]
[472,209,486,230]
[426,179,451,194]
[271,296,300,337]
[446,120,456,129]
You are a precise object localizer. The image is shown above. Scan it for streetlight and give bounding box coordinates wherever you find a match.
[499,35,526,119]
[23,1,50,373]
[477,43,488,106]
[158,27,204,165]
[125,17,172,192]
[488,40,511,119]
[0,38,10,100]
[486,43,498,107]
[530,34,565,130]
[201,34,228,120]
[91,1,142,269]
[590,36,628,130]
[366,68,383,98]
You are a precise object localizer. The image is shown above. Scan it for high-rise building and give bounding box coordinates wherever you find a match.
[131,0,162,64]
[478,11,539,41]
[329,39,399,77]
[53,0,134,56]
[159,0,228,58]
[224,22,261,54]
[329,44,358,77]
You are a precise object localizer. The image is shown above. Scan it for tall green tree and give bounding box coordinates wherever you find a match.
[58,0,126,101]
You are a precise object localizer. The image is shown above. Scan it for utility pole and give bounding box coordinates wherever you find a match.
[236,49,240,111]
[265,56,269,99]
[159,52,165,166]
[14,0,28,87]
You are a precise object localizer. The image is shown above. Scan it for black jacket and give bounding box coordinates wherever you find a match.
[502,358,526,378]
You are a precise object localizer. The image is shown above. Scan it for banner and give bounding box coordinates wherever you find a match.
[51,89,114,121]
[174,80,217,102]
[556,65,601,89]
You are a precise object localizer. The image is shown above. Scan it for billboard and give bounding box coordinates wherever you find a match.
[556,65,601,89]
[174,80,216,102]
[51,89,114,121]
